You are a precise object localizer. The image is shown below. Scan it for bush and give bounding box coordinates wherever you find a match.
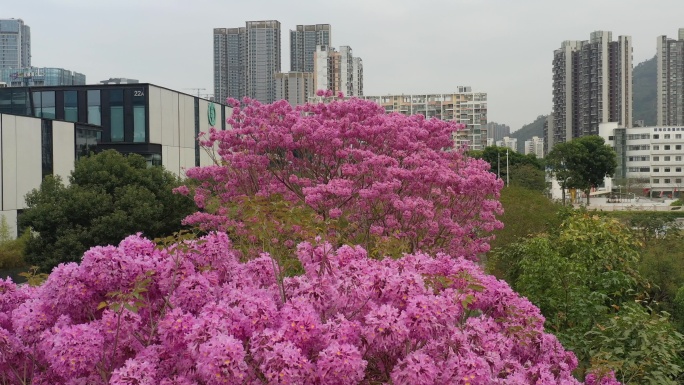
[0,232,614,384]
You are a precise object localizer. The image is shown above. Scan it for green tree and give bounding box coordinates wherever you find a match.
[547,136,617,205]
[502,211,684,382]
[470,146,545,189]
[19,150,196,272]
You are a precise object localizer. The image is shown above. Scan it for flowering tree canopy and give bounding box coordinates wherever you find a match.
[0,232,615,384]
[180,97,503,260]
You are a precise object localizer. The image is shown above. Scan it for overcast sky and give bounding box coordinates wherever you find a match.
[5,0,684,131]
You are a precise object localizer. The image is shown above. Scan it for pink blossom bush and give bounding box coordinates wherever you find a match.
[0,232,617,384]
[180,97,503,260]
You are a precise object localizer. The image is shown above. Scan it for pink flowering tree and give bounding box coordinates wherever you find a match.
[0,232,617,384]
[179,97,503,261]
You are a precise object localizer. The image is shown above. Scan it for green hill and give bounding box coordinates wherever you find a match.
[633,55,656,126]
[509,115,547,152]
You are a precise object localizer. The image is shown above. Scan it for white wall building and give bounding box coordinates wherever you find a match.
[275,72,314,106]
[600,122,684,198]
[524,136,544,158]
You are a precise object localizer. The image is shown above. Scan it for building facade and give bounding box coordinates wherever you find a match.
[657,28,684,126]
[0,84,231,177]
[0,67,85,87]
[600,122,684,197]
[0,113,99,237]
[359,89,487,150]
[290,24,331,73]
[496,136,517,152]
[313,45,363,97]
[552,31,632,146]
[0,19,30,70]
[214,20,281,104]
[275,72,314,106]
[524,136,544,158]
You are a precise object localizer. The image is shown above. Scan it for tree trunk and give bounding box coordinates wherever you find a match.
[562,187,566,205]
[585,188,591,205]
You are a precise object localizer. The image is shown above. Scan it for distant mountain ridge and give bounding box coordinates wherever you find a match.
[506,55,657,151]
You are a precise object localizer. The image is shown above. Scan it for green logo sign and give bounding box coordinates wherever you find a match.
[207,102,216,126]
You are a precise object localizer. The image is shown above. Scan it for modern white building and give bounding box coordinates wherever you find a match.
[524,136,544,158]
[0,114,97,237]
[600,122,684,197]
[0,83,234,237]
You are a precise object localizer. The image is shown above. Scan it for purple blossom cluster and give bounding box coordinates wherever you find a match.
[180,97,504,259]
[0,232,616,384]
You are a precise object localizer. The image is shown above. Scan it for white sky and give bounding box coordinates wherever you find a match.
[5,0,684,131]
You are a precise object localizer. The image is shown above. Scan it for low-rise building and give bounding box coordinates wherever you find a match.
[496,136,517,152]
[0,67,85,87]
[0,83,233,237]
[600,122,684,197]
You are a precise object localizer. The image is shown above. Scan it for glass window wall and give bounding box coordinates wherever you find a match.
[132,89,146,142]
[87,90,101,125]
[64,91,78,122]
[110,90,124,142]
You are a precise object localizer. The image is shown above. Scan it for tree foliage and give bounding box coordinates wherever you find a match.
[0,232,615,384]
[501,211,684,383]
[19,150,195,272]
[180,98,503,261]
[547,136,617,205]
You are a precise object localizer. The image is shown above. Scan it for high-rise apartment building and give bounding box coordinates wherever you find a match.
[0,19,31,70]
[290,24,331,73]
[496,137,517,152]
[214,20,281,104]
[551,31,632,146]
[359,88,487,150]
[657,28,684,126]
[314,45,363,97]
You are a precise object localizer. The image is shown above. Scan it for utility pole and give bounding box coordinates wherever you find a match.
[506,148,509,186]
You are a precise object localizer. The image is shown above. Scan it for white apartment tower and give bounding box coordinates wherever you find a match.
[657,28,684,126]
[552,31,632,146]
[524,136,544,158]
[275,72,314,106]
[0,19,31,70]
[314,45,363,97]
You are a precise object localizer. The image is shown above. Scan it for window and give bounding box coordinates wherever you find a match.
[665,145,671,150]
[64,91,78,122]
[654,179,660,183]
[665,179,671,183]
[677,134,682,139]
[653,145,660,150]
[41,92,55,119]
[133,89,146,142]
[653,156,660,161]
[87,90,101,125]
[654,134,660,139]
[110,90,124,142]
[654,168,660,172]
[665,168,671,172]
[665,134,671,139]
[677,168,682,173]
[677,179,683,184]
[665,156,671,161]
[678,156,683,161]
[678,145,682,150]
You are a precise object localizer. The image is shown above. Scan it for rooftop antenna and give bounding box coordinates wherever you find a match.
[184,88,206,97]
